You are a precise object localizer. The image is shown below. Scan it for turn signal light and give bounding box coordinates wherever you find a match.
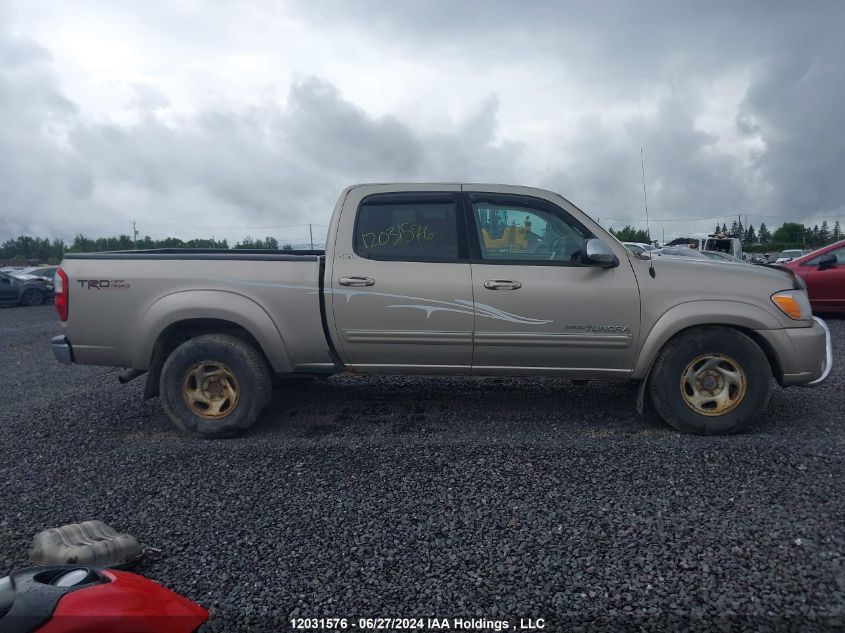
[771,293,802,320]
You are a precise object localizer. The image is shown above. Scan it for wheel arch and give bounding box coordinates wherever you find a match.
[633,301,784,382]
[134,291,293,398]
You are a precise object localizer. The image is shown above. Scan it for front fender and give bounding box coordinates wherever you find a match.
[131,290,293,372]
[632,300,783,379]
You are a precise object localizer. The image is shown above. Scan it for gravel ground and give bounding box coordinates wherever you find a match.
[1,305,844,632]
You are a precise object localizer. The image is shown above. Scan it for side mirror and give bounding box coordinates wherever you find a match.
[818,253,837,271]
[581,238,619,268]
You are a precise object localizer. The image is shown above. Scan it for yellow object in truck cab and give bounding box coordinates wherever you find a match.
[481,224,530,251]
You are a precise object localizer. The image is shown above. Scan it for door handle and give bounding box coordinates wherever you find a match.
[338,276,375,287]
[483,280,522,290]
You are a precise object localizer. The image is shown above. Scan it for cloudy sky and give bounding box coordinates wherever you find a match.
[1,0,844,247]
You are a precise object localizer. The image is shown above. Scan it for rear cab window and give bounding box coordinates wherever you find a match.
[354,193,466,261]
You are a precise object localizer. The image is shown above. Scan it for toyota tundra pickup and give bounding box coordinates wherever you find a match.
[52,183,833,437]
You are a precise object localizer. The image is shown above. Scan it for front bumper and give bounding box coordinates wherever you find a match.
[755,316,832,386]
[51,335,74,365]
[804,316,833,386]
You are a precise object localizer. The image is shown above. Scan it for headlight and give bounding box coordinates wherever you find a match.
[771,290,812,320]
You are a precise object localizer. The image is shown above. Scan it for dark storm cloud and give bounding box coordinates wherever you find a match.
[740,40,845,218]
[295,0,845,224]
[546,89,751,226]
[1,40,519,242]
[69,77,518,226]
[2,1,845,242]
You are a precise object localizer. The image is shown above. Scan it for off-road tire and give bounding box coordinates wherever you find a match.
[20,288,46,307]
[648,327,772,435]
[160,334,272,438]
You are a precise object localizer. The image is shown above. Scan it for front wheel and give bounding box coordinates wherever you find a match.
[160,334,272,438]
[648,327,772,435]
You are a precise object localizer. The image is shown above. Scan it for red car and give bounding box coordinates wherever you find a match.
[784,239,845,314]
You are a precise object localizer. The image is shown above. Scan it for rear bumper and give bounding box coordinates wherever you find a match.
[51,335,74,365]
[757,317,832,387]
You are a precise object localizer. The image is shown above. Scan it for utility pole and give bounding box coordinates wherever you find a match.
[133,220,138,250]
[211,235,215,249]
[309,224,314,250]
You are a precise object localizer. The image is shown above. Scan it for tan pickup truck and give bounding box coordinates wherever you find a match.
[52,183,832,437]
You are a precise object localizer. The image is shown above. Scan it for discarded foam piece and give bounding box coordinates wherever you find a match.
[30,520,144,567]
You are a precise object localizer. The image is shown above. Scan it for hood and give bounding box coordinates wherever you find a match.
[636,254,801,290]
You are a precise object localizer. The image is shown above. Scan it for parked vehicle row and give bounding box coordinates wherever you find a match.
[0,271,54,307]
[621,242,657,256]
[11,265,58,282]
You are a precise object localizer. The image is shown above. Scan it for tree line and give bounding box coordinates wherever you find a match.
[0,234,293,265]
[2,218,843,264]
[609,219,842,252]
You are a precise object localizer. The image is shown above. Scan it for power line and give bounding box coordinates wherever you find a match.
[602,212,844,223]
[135,222,330,230]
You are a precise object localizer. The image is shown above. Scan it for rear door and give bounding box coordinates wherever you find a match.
[330,186,474,372]
[465,189,641,377]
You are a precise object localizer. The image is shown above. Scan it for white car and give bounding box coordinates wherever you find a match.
[775,249,808,264]
[699,250,746,263]
[622,242,656,256]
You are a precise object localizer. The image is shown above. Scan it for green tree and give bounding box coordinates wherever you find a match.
[833,220,842,242]
[744,225,756,245]
[772,222,808,246]
[609,225,651,243]
[819,220,831,243]
[729,220,740,239]
[758,222,771,244]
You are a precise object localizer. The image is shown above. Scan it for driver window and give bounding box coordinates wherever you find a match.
[472,201,588,263]
[805,246,845,266]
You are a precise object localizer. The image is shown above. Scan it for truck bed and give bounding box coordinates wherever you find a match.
[60,249,334,373]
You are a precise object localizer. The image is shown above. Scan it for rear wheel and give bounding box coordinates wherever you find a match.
[648,327,771,435]
[160,334,272,438]
[20,288,46,306]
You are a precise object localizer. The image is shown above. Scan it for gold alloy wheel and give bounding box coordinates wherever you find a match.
[679,353,747,416]
[182,361,240,419]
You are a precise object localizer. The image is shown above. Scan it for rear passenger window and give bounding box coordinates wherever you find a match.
[355,197,461,261]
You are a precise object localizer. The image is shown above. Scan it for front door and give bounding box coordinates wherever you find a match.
[465,190,641,378]
[804,245,845,312]
[330,186,474,373]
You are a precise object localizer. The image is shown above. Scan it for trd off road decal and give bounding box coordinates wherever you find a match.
[77,279,131,289]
